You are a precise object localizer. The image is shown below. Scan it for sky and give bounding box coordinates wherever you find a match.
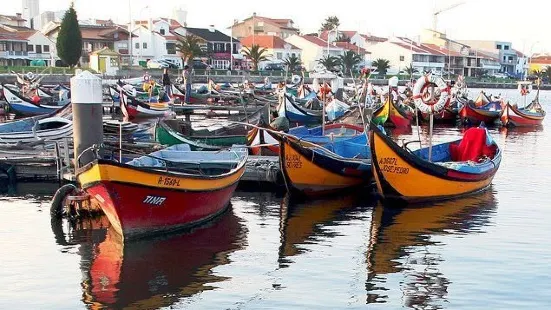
[2,0,549,55]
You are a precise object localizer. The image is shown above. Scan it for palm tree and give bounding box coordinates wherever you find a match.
[544,66,551,83]
[242,44,270,71]
[176,35,204,66]
[532,69,543,79]
[404,64,418,75]
[284,54,302,72]
[317,55,340,71]
[372,58,390,76]
[339,51,362,74]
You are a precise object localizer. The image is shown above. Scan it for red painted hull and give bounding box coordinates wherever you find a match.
[421,109,457,122]
[85,181,238,239]
[460,104,500,125]
[250,144,280,156]
[501,104,545,127]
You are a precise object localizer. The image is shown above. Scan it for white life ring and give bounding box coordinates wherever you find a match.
[412,74,449,114]
[26,72,35,81]
[291,74,301,84]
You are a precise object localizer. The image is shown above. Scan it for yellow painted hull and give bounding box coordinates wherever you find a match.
[369,128,499,203]
[279,137,369,195]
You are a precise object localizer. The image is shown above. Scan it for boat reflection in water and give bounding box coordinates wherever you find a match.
[278,193,375,268]
[366,189,497,308]
[53,210,246,309]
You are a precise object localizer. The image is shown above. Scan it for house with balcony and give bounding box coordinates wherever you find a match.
[44,22,134,66]
[0,27,28,66]
[240,35,301,69]
[0,24,58,66]
[175,26,240,69]
[459,40,521,75]
[285,35,344,71]
[230,14,299,40]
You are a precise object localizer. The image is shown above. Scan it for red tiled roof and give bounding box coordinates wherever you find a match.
[334,42,370,54]
[319,30,357,41]
[13,30,35,40]
[240,35,299,50]
[0,14,26,22]
[301,35,337,47]
[530,56,551,64]
[361,34,387,43]
[0,27,27,41]
[422,43,463,57]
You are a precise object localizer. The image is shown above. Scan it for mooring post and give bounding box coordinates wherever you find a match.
[71,71,103,168]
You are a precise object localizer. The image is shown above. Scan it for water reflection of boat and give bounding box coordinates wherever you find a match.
[54,211,246,309]
[278,194,372,267]
[366,189,497,306]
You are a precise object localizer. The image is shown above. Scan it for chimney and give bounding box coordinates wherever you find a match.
[209,25,215,33]
[16,13,22,19]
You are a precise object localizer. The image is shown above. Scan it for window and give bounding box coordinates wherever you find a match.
[43,45,50,52]
[291,53,295,57]
[399,55,405,61]
[508,56,513,61]
[503,56,506,61]
[497,44,502,49]
[0,42,5,51]
[166,42,175,54]
[27,45,34,52]
[504,45,510,50]
[276,52,282,59]
[142,42,147,49]
[135,42,140,49]
[35,45,42,53]
[160,28,165,35]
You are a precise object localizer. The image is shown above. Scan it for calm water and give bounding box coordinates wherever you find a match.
[1,88,551,309]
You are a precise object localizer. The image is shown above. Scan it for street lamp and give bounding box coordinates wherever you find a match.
[137,5,149,63]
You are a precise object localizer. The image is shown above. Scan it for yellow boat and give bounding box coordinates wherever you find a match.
[277,132,372,196]
[368,123,501,203]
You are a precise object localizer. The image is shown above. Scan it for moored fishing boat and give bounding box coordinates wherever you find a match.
[278,94,322,124]
[275,131,371,196]
[156,119,248,150]
[247,123,364,156]
[2,84,70,116]
[386,100,413,128]
[501,80,545,127]
[119,88,171,119]
[369,123,501,203]
[76,144,248,240]
[459,100,501,125]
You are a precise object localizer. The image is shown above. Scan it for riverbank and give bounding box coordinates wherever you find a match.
[0,72,544,90]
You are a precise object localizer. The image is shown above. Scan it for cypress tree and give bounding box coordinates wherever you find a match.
[56,3,82,69]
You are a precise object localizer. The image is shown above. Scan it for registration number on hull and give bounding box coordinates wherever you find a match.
[378,157,409,175]
[143,195,166,206]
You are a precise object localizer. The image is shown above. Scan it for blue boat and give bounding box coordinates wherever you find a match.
[278,94,322,124]
[2,84,70,116]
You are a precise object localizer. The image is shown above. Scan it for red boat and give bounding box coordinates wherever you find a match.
[77,144,248,240]
[459,100,502,125]
[501,102,545,127]
[120,90,171,119]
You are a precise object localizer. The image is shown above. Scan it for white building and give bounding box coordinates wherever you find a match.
[131,18,182,66]
[21,0,39,29]
[368,37,446,75]
[285,35,344,71]
[26,30,57,65]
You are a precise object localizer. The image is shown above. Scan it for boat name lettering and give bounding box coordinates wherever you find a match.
[285,154,302,169]
[157,176,181,187]
[379,157,409,174]
[143,195,166,206]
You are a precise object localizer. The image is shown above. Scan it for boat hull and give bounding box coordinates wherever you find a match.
[279,136,371,196]
[369,126,500,203]
[2,86,68,116]
[120,93,170,119]
[500,103,545,127]
[78,161,245,240]
[155,121,246,150]
[459,103,500,125]
[386,101,412,128]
